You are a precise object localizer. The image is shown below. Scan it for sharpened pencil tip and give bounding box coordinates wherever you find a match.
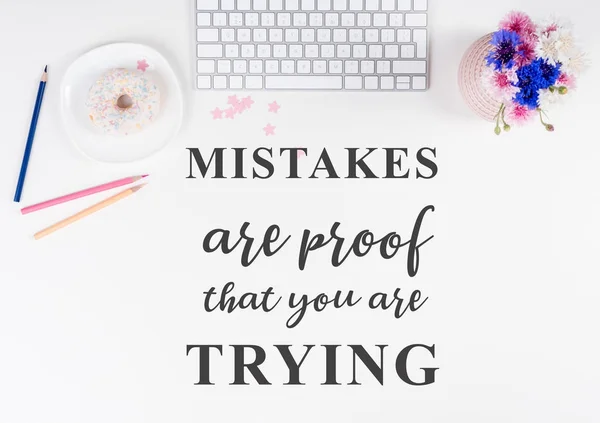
[44,65,48,72]
[131,184,147,193]
[141,174,149,178]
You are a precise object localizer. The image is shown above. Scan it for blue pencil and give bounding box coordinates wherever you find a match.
[14,66,48,203]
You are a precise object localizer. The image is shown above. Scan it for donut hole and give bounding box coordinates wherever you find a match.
[117,94,133,110]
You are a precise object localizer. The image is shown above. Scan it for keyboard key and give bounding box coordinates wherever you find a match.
[381,0,394,10]
[197,28,219,41]
[282,60,295,73]
[329,60,343,73]
[317,28,331,41]
[412,76,427,89]
[197,60,215,73]
[313,60,327,73]
[373,13,387,26]
[361,60,375,73]
[196,13,211,26]
[225,44,240,57]
[285,0,299,10]
[381,76,394,89]
[365,0,378,11]
[337,44,351,57]
[261,12,275,25]
[321,44,335,57]
[254,0,268,9]
[333,0,347,10]
[349,0,362,11]
[269,28,284,41]
[413,0,428,11]
[246,75,263,89]
[365,29,378,42]
[234,60,247,73]
[265,60,280,73]
[309,12,323,26]
[274,44,287,57]
[246,12,260,25]
[229,13,243,25]
[353,44,367,58]
[238,28,251,41]
[197,0,218,10]
[396,76,410,89]
[406,13,427,27]
[293,12,307,25]
[345,60,358,73]
[214,75,227,88]
[413,29,427,58]
[258,45,272,57]
[401,44,415,58]
[242,44,256,57]
[389,13,403,26]
[305,44,319,57]
[397,29,411,42]
[302,28,316,41]
[397,0,411,10]
[217,60,231,73]
[249,60,263,73]
[302,0,315,10]
[365,76,378,89]
[345,76,362,89]
[230,75,243,88]
[368,44,383,58]
[384,44,398,58]
[357,13,370,26]
[317,0,331,10]
[380,28,394,42]
[213,13,227,25]
[254,28,267,41]
[376,60,390,73]
[197,75,211,88]
[349,29,363,42]
[238,0,252,9]
[392,60,426,73]
[298,60,311,73]
[266,75,343,89]
[270,0,284,10]
[197,44,223,57]
[290,44,304,57]
[341,13,354,26]
[285,28,299,41]
[332,28,346,41]
[325,12,339,26]
[221,0,235,10]
[222,28,235,41]
[278,13,291,25]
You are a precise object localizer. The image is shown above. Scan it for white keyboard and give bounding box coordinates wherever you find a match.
[194,0,429,91]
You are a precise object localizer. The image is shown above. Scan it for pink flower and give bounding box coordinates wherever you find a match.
[505,103,536,126]
[557,73,576,89]
[482,67,518,103]
[515,34,538,66]
[499,11,537,37]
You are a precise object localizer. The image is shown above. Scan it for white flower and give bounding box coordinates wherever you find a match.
[562,50,589,76]
[538,88,565,111]
[536,30,562,65]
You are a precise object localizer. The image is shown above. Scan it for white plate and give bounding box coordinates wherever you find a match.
[61,43,183,163]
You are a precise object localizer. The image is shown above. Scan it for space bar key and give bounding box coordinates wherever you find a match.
[265,76,343,90]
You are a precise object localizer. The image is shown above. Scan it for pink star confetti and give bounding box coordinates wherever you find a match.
[211,107,223,120]
[227,95,239,107]
[234,102,247,114]
[137,59,149,72]
[268,101,281,113]
[241,96,254,109]
[297,149,306,158]
[224,108,236,119]
[263,123,276,136]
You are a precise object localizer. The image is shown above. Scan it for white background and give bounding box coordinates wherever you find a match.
[1,0,599,422]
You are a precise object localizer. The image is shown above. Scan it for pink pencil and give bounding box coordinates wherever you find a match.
[21,174,148,215]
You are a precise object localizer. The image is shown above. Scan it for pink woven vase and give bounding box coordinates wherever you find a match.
[458,33,502,122]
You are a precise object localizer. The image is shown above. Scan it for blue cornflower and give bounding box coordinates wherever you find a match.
[514,58,563,109]
[536,58,561,89]
[515,87,540,109]
[486,30,524,70]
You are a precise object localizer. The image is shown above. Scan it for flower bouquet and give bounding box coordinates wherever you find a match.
[459,11,587,135]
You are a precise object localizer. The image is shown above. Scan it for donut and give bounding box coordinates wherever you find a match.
[86,68,160,136]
